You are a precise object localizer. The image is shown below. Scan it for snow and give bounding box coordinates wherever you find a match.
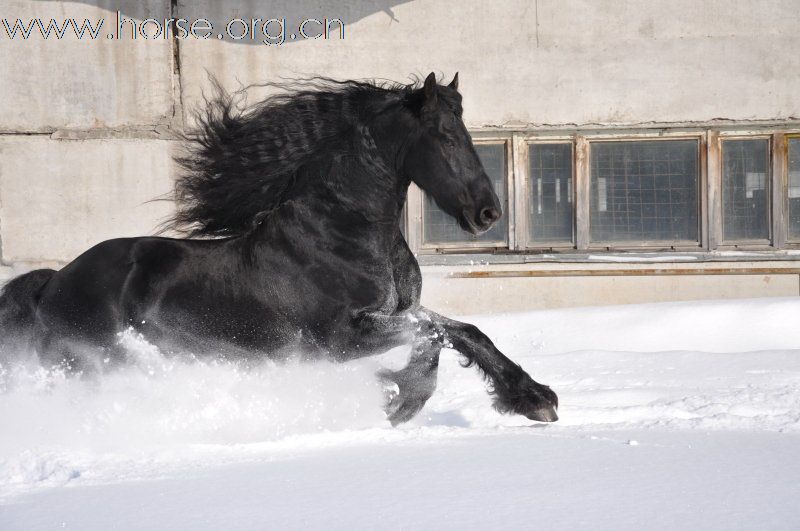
[2,297,800,530]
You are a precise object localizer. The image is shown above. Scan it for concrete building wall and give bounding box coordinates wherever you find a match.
[0,1,175,132]
[1,0,799,311]
[420,262,800,315]
[0,137,174,263]
[179,0,800,128]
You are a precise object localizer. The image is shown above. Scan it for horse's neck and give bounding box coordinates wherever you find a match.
[247,158,406,260]
[245,198,401,271]
[250,113,409,259]
[291,148,404,221]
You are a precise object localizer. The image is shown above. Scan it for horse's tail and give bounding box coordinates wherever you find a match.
[0,269,55,359]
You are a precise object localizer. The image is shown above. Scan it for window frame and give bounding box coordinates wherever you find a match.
[711,132,775,248]
[581,132,706,252]
[518,135,578,250]
[402,127,800,258]
[783,133,800,246]
[408,137,513,253]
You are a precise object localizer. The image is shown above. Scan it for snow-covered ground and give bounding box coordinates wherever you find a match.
[1,297,800,530]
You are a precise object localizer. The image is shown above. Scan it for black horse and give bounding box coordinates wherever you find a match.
[0,73,558,425]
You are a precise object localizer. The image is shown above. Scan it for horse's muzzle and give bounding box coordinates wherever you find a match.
[460,204,502,235]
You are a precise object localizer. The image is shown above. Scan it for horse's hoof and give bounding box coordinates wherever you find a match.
[383,385,431,426]
[525,405,558,423]
[377,368,435,426]
[494,379,559,423]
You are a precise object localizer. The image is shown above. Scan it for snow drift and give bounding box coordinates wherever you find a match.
[1,297,799,529]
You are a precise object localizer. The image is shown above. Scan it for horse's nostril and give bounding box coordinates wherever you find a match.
[480,207,500,225]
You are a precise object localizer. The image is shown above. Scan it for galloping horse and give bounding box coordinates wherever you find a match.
[0,73,558,425]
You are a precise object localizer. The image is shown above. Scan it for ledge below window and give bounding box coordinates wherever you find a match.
[415,250,800,267]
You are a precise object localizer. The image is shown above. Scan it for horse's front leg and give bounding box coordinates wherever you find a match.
[351,311,445,425]
[426,309,559,423]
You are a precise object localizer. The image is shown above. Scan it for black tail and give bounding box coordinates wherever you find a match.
[0,269,56,359]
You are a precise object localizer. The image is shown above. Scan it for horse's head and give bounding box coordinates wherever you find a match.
[403,73,502,235]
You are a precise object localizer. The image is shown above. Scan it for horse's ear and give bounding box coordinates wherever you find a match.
[423,72,438,109]
[448,72,459,90]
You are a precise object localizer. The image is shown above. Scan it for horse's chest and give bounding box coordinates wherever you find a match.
[333,261,397,311]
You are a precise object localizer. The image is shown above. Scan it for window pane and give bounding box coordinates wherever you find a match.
[528,143,573,244]
[722,139,770,241]
[590,140,699,242]
[422,144,508,245]
[788,139,800,240]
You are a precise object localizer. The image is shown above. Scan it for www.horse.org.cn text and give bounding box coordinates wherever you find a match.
[0,12,346,45]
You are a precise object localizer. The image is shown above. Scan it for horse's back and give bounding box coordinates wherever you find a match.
[34,237,192,353]
[33,235,282,361]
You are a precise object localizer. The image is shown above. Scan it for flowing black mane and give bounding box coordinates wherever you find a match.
[171,77,444,237]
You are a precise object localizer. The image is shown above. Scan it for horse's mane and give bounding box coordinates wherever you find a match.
[169,76,429,238]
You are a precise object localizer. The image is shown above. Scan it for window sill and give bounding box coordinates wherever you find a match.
[415,249,800,267]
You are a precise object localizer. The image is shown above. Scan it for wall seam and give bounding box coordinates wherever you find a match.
[470,118,800,133]
[170,0,185,133]
[2,118,799,140]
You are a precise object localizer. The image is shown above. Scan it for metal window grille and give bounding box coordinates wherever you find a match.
[788,138,800,240]
[722,139,770,241]
[590,140,699,242]
[529,143,574,243]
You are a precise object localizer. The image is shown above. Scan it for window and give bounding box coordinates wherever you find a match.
[788,138,800,240]
[589,140,699,243]
[405,129,800,257]
[722,138,770,241]
[422,143,508,247]
[528,143,574,244]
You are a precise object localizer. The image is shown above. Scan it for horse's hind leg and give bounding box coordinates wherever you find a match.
[34,315,124,377]
[35,333,109,376]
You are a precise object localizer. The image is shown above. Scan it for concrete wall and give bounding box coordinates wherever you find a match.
[0,1,175,132]
[0,137,174,263]
[420,262,800,315]
[179,0,800,128]
[1,0,799,310]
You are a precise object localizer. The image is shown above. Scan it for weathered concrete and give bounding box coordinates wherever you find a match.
[0,266,12,283]
[178,0,800,128]
[0,137,174,263]
[0,0,174,132]
[421,262,800,315]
